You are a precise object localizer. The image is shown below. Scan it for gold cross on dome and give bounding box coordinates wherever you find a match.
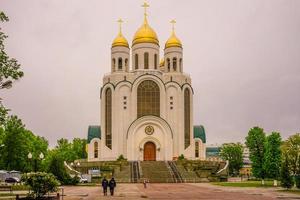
[142,1,150,17]
[170,19,176,32]
[117,18,124,33]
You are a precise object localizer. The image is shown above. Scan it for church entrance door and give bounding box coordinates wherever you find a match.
[144,142,156,161]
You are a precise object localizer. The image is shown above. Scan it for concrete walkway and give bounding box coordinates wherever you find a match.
[61,183,300,200]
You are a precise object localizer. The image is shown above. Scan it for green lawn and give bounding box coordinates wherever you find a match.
[212,181,275,187]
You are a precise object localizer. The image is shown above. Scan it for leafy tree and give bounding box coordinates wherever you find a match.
[24,131,48,172]
[54,138,87,162]
[0,115,28,171]
[46,152,73,185]
[0,11,23,90]
[220,143,243,176]
[0,116,48,172]
[0,103,9,126]
[245,127,266,183]
[0,126,4,143]
[295,175,300,189]
[280,156,294,189]
[281,133,300,175]
[264,132,282,184]
[72,138,87,159]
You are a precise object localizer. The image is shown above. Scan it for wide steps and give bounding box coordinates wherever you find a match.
[140,161,174,183]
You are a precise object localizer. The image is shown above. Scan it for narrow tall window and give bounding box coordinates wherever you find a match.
[125,58,128,70]
[179,58,182,72]
[184,88,191,149]
[154,54,158,69]
[137,80,160,117]
[144,52,149,69]
[195,142,199,158]
[118,58,122,70]
[173,57,177,71]
[112,58,116,71]
[167,58,170,72]
[94,141,98,158]
[135,54,139,69]
[105,88,112,149]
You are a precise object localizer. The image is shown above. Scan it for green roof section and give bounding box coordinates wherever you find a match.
[193,125,206,143]
[87,125,101,143]
[206,146,221,157]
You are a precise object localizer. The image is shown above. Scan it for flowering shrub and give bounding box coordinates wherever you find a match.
[22,172,60,198]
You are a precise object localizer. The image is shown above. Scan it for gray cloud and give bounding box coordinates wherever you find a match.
[1,0,300,146]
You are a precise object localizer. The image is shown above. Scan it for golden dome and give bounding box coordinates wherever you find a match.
[112,19,129,48]
[165,32,182,49]
[132,2,159,46]
[112,33,129,48]
[165,20,182,49]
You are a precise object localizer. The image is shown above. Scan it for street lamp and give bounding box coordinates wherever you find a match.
[27,152,44,172]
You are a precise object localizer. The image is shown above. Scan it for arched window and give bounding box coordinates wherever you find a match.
[135,54,139,69]
[167,58,170,72]
[118,58,122,70]
[94,141,98,158]
[112,58,116,71]
[173,57,177,71]
[105,88,112,149]
[179,58,182,72]
[137,80,160,117]
[154,54,158,69]
[184,88,190,149]
[195,141,199,158]
[144,52,149,69]
[125,58,128,69]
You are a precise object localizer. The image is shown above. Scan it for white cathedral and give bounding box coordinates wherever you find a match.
[87,3,206,162]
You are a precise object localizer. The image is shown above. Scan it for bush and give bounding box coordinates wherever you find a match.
[178,154,185,161]
[116,154,126,162]
[280,158,293,189]
[22,172,60,198]
[295,175,300,189]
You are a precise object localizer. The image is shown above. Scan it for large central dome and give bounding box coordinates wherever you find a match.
[132,17,159,46]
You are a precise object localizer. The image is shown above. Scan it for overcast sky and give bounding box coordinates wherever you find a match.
[1,0,300,147]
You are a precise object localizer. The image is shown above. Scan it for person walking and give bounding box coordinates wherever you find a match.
[143,179,147,188]
[109,177,117,196]
[101,177,108,196]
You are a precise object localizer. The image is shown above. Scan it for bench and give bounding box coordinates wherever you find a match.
[0,185,13,193]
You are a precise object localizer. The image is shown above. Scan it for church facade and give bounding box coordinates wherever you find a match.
[87,3,206,161]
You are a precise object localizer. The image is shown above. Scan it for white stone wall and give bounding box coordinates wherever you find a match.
[131,43,160,70]
[87,42,204,161]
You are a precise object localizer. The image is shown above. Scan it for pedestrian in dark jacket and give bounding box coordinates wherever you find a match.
[109,177,117,196]
[101,177,108,196]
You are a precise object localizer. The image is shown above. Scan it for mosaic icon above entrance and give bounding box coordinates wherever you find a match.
[145,125,154,135]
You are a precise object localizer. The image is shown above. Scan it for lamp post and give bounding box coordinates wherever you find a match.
[28,152,33,172]
[28,152,44,172]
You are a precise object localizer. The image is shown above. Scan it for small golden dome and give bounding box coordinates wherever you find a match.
[112,33,129,48]
[112,18,129,48]
[165,20,182,49]
[165,32,182,49]
[132,18,159,46]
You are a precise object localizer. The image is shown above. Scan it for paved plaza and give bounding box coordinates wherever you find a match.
[62,183,299,200]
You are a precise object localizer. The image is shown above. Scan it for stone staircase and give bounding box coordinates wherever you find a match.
[140,161,174,183]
